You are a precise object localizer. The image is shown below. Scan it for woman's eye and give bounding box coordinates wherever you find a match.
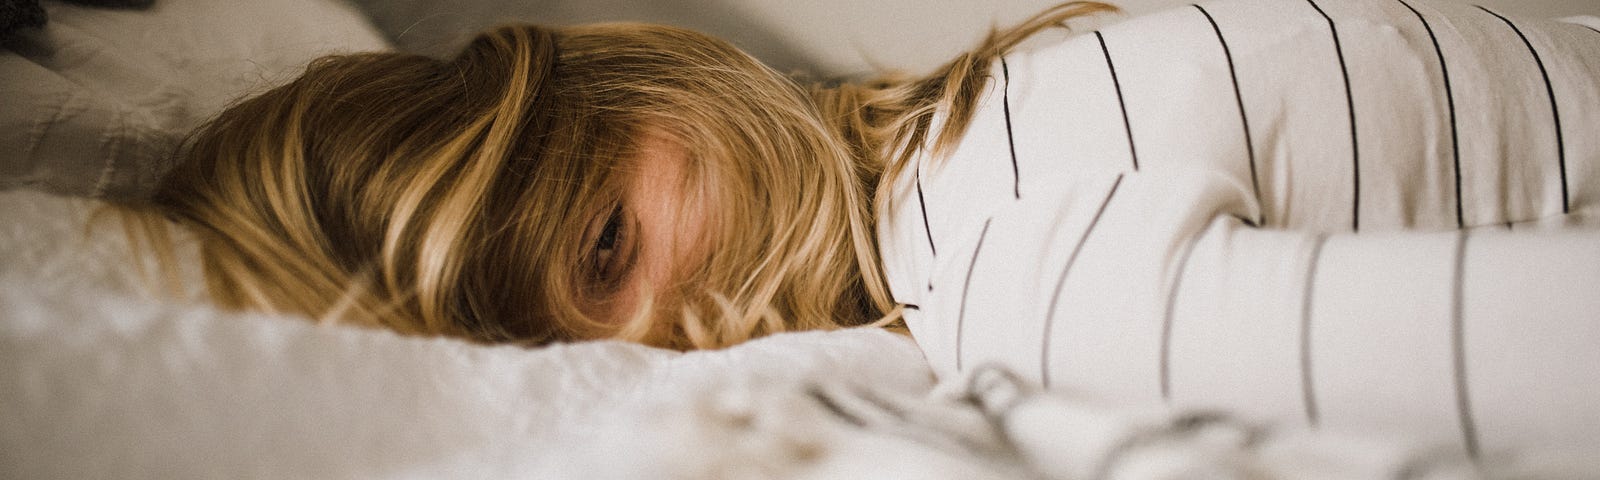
[594,208,624,276]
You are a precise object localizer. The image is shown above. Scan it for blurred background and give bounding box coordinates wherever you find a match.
[355,0,1600,78]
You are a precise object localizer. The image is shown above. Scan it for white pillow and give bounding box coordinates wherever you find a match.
[0,0,390,198]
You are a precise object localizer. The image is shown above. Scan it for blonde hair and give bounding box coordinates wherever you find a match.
[811,2,1118,213]
[124,2,1115,349]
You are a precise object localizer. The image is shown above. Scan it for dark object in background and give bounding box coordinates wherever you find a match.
[1,0,153,38]
[1,0,47,36]
[62,0,153,6]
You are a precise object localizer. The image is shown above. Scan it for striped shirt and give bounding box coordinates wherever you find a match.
[879,0,1600,455]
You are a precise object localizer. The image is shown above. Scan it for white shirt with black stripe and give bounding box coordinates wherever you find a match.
[878,0,1600,456]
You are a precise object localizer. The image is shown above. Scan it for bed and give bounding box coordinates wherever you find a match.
[2,0,1596,478]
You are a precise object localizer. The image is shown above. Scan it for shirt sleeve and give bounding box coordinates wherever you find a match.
[882,0,1600,456]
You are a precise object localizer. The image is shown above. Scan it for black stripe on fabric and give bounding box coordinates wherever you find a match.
[1584,24,1600,35]
[1399,0,1465,229]
[1397,451,1479,480]
[1095,413,1260,480]
[902,303,921,311]
[1159,229,1205,401]
[916,161,937,257]
[1452,231,1481,458]
[1001,57,1022,199]
[806,386,867,427]
[1479,6,1569,215]
[1193,4,1263,227]
[1300,234,1329,428]
[1306,0,1361,232]
[1040,174,1124,387]
[954,218,994,372]
[1095,31,1139,171]
[850,387,912,422]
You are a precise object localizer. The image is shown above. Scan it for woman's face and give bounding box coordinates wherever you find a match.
[580,129,708,325]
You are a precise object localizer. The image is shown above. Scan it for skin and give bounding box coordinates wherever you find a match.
[582,129,708,325]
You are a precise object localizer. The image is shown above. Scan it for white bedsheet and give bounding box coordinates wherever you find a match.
[0,287,937,478]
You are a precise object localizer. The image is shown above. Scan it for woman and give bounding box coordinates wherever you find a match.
[129,0,1600,354]
[116,0,1600,453]
[123,2,1117,349]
